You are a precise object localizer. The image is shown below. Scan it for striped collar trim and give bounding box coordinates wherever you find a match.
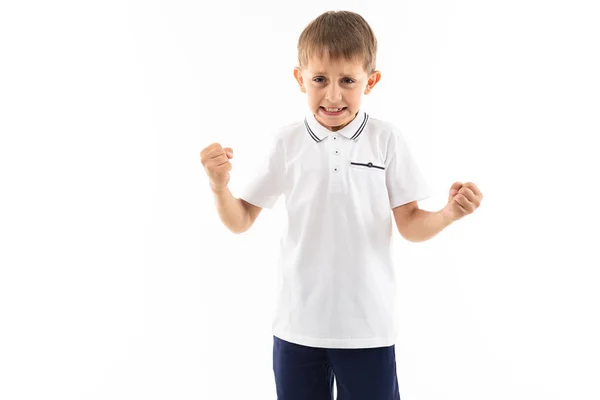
[304,109,369,143]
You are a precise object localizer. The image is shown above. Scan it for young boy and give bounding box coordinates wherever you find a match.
[200,10,483,400]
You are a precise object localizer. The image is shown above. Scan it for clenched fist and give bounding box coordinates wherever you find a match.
[441,181,483,222]
[200,143,234,192]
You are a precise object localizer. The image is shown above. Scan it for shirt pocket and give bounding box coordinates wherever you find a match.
[348,160,386,185]
[349,161,385,170]
[348,160,388,209]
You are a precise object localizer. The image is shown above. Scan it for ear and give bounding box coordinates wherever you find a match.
[293,67,306,93]
[364,70,382,95]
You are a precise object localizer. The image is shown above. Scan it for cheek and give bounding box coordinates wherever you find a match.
[306,88,323,100]
[346,90,362,103]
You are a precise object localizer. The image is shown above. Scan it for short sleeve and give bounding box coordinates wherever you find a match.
[238,134,285,209]
[385,127,433,209]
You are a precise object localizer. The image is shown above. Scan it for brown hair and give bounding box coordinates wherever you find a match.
[297,11,378,75]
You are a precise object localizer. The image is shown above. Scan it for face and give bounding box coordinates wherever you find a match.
[294,55,381,132]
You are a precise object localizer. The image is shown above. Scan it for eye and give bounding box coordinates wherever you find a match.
[343,78,355,84]
[313,77,325,83]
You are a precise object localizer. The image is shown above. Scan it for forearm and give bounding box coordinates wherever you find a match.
[211,186,251,234]
[399,208,454,242]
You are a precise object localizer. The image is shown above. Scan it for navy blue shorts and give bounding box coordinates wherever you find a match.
[273,335,401,400]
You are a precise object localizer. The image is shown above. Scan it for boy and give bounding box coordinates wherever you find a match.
[200,10,483,400]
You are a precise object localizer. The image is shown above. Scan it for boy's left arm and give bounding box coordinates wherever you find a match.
[393,182,483,242]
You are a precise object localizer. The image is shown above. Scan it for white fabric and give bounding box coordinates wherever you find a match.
[239,107,432,348]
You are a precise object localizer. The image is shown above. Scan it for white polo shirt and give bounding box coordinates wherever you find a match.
[240,107,432,349]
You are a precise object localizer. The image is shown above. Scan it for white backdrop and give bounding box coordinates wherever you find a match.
[1,0,599,399]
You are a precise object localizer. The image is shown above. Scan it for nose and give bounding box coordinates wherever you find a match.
[325,83,342,102]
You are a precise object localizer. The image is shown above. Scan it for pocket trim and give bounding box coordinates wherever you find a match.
[350,161,385,170]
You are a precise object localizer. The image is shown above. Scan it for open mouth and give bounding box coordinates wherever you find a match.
[320,107,347,115]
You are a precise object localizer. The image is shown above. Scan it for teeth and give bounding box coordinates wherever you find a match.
[324,107,343,112]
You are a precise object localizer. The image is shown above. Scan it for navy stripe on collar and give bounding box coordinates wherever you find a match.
[350,113,369,141]
[304,119,324,142]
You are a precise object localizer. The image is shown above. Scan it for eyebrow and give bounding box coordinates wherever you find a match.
[312,72,358,77]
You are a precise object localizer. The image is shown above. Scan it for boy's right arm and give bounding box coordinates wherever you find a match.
[211,186,262,234]
[201,142,262,234]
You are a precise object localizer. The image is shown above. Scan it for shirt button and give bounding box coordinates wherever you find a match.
[334,150,339,155]
[367,162,373,167]
[333,167,339,173]
[333,136,337,140]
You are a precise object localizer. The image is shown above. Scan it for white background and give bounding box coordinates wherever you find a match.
[1,0,599,399]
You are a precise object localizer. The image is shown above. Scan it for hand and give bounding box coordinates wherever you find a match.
[441,181,483,222]
[200,143,234,192]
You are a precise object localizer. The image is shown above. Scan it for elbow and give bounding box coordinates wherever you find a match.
[229,220,252,234]
[398,229,434,243]
[229,225,249,234]
[398,230,421,243]
[397,226,428,243]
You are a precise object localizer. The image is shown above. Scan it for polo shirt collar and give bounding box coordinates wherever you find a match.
[304,108,370,143]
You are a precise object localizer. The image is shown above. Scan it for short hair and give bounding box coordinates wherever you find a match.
[297,11,378,75]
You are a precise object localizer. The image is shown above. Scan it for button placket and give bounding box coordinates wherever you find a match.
[334,149,340,172]
[330,136,341,176]
[329,136,345,192]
